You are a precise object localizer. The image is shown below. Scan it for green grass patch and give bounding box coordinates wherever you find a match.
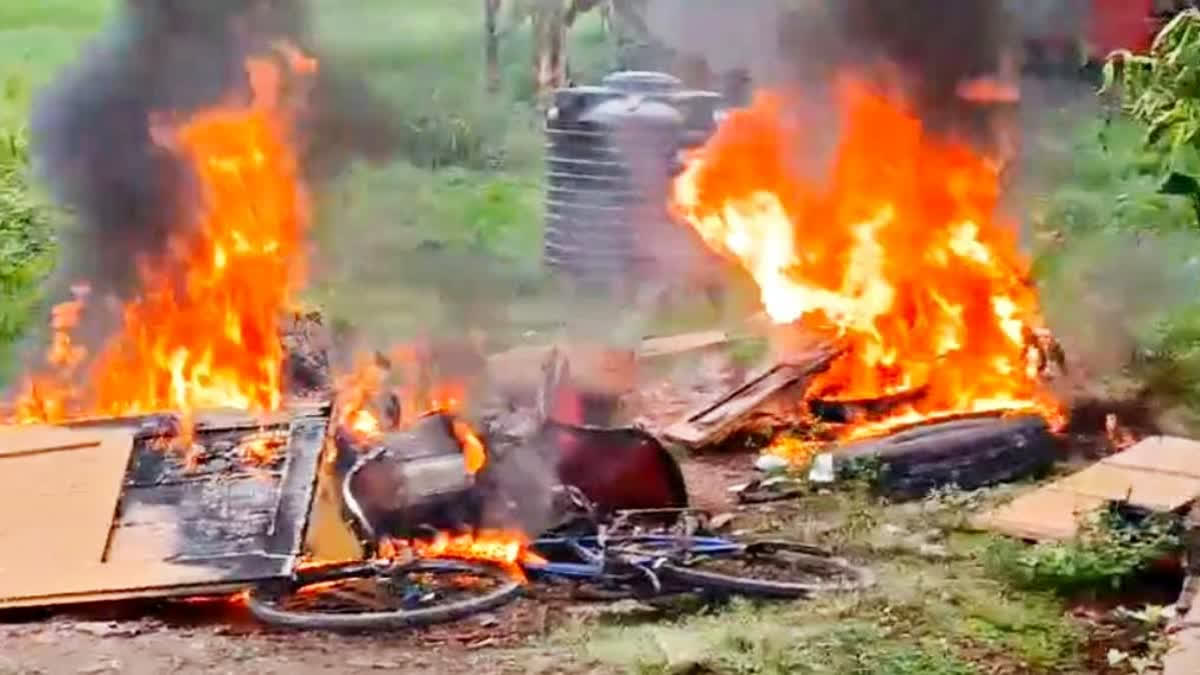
[983,506,1181,595]
[552,488,1090,674]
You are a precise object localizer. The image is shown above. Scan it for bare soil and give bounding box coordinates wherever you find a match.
[0,596,595,675]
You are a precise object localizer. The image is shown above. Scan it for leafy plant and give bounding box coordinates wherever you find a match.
[985,504,1182,595]
[1103,9,1200,219]
[0,77,55,382]
[837,454,886,487]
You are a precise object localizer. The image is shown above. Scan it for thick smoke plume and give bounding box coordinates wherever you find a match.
[30,0,399,335]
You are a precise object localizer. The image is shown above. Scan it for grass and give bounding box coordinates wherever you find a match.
[554,486,1094,674]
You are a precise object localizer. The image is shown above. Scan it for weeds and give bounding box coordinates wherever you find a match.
[0,82,55,384]
[583,612,981,675]
[836,455,886,487]
[985,504,1182,594]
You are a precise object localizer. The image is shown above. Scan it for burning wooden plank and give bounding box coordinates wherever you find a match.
[661,342,839,448]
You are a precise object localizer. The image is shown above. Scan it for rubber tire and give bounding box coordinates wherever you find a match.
[247,560,522,632]
[835,415,1057,501]
[657,548,876,599]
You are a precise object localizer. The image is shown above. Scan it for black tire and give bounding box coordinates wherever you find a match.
[657,543,876,599]
[247,559,521,632]
[834,414,1057,500]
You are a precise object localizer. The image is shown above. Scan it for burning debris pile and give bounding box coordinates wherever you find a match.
[7,0,396,433]
[669,80,1065,462]
[0,0,1128,643]
[17,46,314,429]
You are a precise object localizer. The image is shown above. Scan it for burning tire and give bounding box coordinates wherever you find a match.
[247,559,521,631]
[834,414,1057,500]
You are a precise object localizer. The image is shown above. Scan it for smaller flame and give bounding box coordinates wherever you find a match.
[1105,413,1137,452]
[348,408,381,437]
[334,344,471,442]
[237,430,288,466]
[764,434,822,467]
[452,419,487,475]
[379,531,546,581]
[334,354,386,440]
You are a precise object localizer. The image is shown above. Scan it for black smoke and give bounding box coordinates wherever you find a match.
[30,0,400,325]
[774,0,1017,141]
[835,0,1014,132]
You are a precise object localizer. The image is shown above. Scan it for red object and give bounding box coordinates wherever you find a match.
[546,423,689,513]
[1088,0,1156,58]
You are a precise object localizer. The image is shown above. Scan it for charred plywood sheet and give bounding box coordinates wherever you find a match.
[0,412,327,609]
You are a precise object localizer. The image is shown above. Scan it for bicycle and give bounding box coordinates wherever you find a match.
[247,504,874,631]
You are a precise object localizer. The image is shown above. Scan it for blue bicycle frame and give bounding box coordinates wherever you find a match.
[525,534,742,580]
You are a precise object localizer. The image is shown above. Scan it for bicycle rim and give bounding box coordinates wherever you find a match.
[248,559,522,631]
[659,548,875,599]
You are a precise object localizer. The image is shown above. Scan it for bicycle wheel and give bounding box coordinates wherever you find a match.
[658,542,876,599]
[248,559,522,631]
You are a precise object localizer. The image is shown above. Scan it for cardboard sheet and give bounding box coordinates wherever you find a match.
[0,426,135,574]
[976,436,1200,541]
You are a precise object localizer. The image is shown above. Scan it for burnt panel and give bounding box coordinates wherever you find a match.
[105,413,327,581]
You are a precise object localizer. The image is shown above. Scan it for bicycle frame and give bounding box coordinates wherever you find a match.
[525,534,742,581]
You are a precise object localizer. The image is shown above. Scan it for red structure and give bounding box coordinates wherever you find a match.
[1087,0,1156,59]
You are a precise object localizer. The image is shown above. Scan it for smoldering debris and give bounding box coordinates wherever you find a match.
[29,0,401,329]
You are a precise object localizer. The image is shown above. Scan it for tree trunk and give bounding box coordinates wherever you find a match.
[485,0,502,92]
[532,1,569,106]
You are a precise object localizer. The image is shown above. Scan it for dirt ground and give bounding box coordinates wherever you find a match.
[0,448,763,675]
[0,601,590,675]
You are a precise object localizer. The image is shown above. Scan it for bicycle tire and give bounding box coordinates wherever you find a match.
[248,559,522,631]
[657,545,875,599]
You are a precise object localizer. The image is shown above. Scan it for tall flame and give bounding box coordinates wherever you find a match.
[672,81,1060,440]
[14,48,314,428]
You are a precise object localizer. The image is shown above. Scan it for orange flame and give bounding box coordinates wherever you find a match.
[379,531,547,582]
[13,46,315,439]
[672,81,1061,444]
[452,419,487,475]
[333,344,470,441]
[334,354,386,439]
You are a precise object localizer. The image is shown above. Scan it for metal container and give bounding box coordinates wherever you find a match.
[342,413,480,540]
[543,71,722,292]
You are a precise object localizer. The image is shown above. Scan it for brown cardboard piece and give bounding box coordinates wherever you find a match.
[975,435,1200,541]
[0,426,134,572]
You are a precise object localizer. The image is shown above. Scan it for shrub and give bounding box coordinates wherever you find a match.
[985,504,1181,595]
[0,98,55,382]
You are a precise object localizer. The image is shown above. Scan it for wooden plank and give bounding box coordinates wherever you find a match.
[662,345,838,448]
[0,427,135,570]
[638,331,730,360]
[1102,436,1200,479]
